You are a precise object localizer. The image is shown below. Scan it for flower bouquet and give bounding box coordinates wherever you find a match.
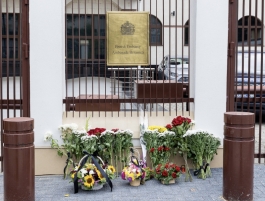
[121,161,145,186]
[70,156,116,191]
[166,116,194,182]
[155,162,182,184]
[143,126,175,167]
[142,167,155,181]
[184,130,221,179]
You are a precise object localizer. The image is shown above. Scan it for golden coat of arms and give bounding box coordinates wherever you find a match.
[121,21,135,35]
[106,11,149,66]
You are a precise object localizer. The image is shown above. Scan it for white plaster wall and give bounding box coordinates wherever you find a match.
[30,0,65,146]
[190,0,228,143]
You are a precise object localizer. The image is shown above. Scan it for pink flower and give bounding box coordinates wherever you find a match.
[121,171,126,180]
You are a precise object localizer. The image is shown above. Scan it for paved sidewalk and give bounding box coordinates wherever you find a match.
[0,164,265,201]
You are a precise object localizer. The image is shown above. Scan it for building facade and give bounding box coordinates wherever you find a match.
[1,0,230,174]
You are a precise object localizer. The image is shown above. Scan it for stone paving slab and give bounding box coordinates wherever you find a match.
[0,165,265,201]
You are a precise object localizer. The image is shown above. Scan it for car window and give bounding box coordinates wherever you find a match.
[170,58,182,65]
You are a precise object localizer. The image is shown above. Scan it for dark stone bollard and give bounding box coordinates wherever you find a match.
[223,112,254,201]
[3,117,35,201]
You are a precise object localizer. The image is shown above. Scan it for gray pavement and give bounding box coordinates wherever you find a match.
[0,164,265,201]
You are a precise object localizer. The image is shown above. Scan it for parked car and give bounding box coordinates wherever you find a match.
[236,51,265,115]
[157,55,189,82]
[157,52,265,115]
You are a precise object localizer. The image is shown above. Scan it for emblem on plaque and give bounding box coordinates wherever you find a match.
[121,21,135,35]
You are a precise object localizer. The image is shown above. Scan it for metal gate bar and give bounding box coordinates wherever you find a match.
[0,0,30,171]
[228,0,265,162]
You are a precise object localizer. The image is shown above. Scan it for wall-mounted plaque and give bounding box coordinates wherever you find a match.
[107,11,149,66]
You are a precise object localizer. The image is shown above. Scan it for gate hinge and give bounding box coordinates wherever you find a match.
[23,43,29,59]
[228,42,235,57]
[24,0,28,5]
[230,0,234,3]
[0,156,2,161]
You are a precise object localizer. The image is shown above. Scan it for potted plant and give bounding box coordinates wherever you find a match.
[121,162,145,186]
[154,162,182,184]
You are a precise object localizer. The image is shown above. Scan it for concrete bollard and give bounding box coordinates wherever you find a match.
[223,112,254,201]
[3,117,35,201]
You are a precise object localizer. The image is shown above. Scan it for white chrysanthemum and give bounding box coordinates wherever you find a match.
[69,123,78,130]
[73,129,86,136]
[164,131,175,135]
[80,168,88,177]
[81,135,98,141]
[100,130,114,137]
[44,131,52,141]
[183,129,208,137]
[144,129,159,135]
[89,170,95,175]
[124,129,133,135]
[115,130,123,135]
[158,133,166,137]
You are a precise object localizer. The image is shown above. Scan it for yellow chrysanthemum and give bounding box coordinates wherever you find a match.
[136,171,141,178]
[108,165,116,173]
[83,175,95,188]
[148,125,167,133]
[158,127,167,133]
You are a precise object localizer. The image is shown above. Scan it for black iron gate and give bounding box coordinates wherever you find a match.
[0,0,30,170]
[227,0,265,162]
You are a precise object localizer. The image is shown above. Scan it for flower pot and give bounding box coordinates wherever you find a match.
[161,179,175,185]
[129,179,141,187]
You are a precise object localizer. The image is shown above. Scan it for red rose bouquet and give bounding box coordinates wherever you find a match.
[166,116,194,182]
[155,162,182,184]
[88,127,106,136]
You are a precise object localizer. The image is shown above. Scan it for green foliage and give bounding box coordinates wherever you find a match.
[143,129,175,167]
[185,130,221,179]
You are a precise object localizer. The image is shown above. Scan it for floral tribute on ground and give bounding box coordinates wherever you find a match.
[44,119,133,177]
[69,154,116,192]
[184,130,221,179]
[142,115,221,182]
[155,162,182,184]
[121,150,146,186]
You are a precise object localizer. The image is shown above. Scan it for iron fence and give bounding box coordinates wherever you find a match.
[228,0,265,162]
[63,0,193,117]
[0,0,30,170]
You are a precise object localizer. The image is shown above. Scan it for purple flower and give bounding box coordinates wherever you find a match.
[128,177,132,182]
[121,171,126,180]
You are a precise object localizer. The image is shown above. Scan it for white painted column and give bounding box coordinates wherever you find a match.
[30,0,65,146]
[190,0,228,141]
